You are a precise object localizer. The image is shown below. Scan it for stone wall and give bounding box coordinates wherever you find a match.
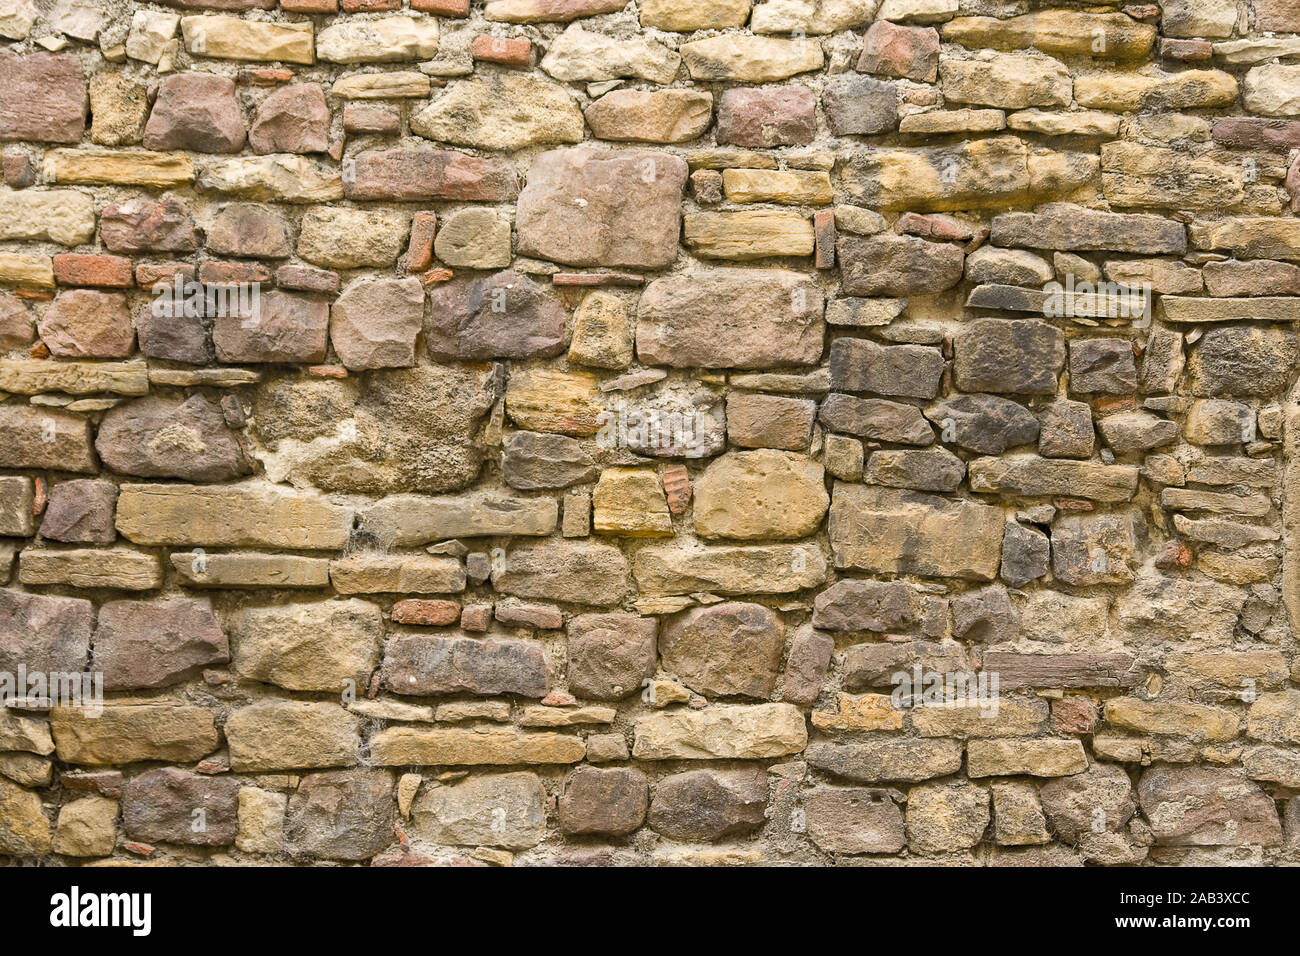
[0,0,1298,866]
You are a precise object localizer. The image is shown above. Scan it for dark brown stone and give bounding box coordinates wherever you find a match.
[122,768,239,846]
[558,767,648,836]
[567,613,657,701]
[648,768,768,841]
[96,395,253,482]
[381,634,550,697]
[285,769,395,861]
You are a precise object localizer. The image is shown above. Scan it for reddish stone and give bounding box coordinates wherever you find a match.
[403,211,437,272]
[123,842,155,857]
[896,212,979,242]
[208,203,291,259]
[53,254,134,288]
[461,605,492,632]
[280,0,337,10]
[857,20,939,82]
[212,290,330,363]
[94,597,230,690]
[136,262,196,287]
[412,0,469,13]
[1212,117,1300,151]
[345,147,518,201]
[276,264,340,294]
[240,67,295,85]
[541,691,578,707]
[200,261,272,285]
[1053,497,1095,512]
[814,209,836,270]
[344,103,400,135]
[343,0,399,8]
[61,771,124,799]
[37,290,134,358]
[123,768,239,846]
[690,168,723,204]
[1156,541,1194,569]
[391,598,460,627]
[661,464,691,515]
[1159,37,1212,60]
[308,365,348,378]
[420,268,454,285]
[1052,696,1098,734]
[716,86,816,148]
[1121,3,1160,20]
[1253,0,1300,31]
[32,476,46,516]
[0,295,34,352]
[40,479,118,543]
[0,52,87,144]
[2,153,34,187]
[249,83,330,155]
[101,198,199,253]
[472,36,531,66]
[144,73,246,153]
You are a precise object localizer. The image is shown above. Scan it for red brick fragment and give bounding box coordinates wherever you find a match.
[2,152,34,187]
[391,598,460,627]
[412,0,469,14]
[461,605,492,632]
[403,211,438,273]
[472,36,531,66]
[53,254,134,288]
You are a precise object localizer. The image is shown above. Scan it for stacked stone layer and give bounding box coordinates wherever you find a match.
[1,0,1299,865]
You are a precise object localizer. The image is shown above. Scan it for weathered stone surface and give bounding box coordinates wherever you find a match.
[1138,767,1282,846]
[1040,764,1135,843]
[493,539,628,605]
[232,600,380,693]
[52,795,117,858]
[0,406,96,473]
[568,613,657,701]
[52,704,218,766]
[0,779,49,855]
[941,11,1156,58]
[634,542,827,596]
[226,701,360,772]
[717,86,816,147]
[806,788,906,855]
[593,467,672,536]
[360,492,556,545]
[123,768,239,846]
[502,432,598,490]
[0,188,95,246]
[371,727,584,766]
[991,203,1187,254]
[96,395,252,482]
[117,483,353,549]
[425,271,565,361]
[382,634,550,698]
[839,235,964,295]
[831,338,944,400]
[820,393,934,445]
[649,768,768,841]
[414,74,582,150]
[317,16,438,63]
[412,772,544,849]
[680,35,824,82]
[0,590,92,674]
[542,25,681,84]
[586,89,713,144]
[255,364,502,495]
[145,73,245,153]
[250,83,329,155]
[559,767,648,836]
[0,52,86,144]
[515,148,686,269]
[906,783,990,853]
[181,15,313,64]
[693,450,827,540]
[633,704,807,759]
[637,270,823,369]
[38,290,133,359]
[941,51,1071,109]
[829,483,1004,580]
[1074,69,1237,112]
[660,602,784,698]
[1188,326,1298,397]
[967,739,1088,777]
[95,598,228,690]
[330,277,424,370]
[285,770,394,861]
[970,455,1137,503]
[926,394,1039,455]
